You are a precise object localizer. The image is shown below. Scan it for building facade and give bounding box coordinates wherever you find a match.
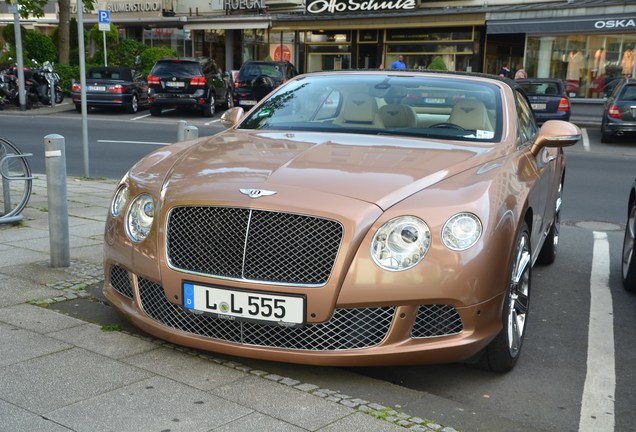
[1,0,634,101]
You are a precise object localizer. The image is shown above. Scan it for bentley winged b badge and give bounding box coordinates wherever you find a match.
[239,188,277,199]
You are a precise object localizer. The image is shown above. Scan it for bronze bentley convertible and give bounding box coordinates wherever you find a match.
[103,70,581,372]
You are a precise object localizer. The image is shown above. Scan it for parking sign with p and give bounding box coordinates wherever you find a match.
[98,9,110,31]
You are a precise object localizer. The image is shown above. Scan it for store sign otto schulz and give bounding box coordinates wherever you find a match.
[306,0,416,14]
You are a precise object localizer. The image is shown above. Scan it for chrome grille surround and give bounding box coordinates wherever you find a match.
[137,277,394,350]
[166,206,344,286]
[110,264,133,299]
[410,304,464,338]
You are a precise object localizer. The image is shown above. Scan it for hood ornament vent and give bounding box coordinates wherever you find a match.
[240,188,277,199]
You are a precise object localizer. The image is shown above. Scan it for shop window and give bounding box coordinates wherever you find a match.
[526,33,636,99]
[307,30,351,43]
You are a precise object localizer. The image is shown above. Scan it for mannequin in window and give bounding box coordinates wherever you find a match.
[622,47,634,77]
[592,48,606,97]
[594,48,606,77]
[566,50,584,95]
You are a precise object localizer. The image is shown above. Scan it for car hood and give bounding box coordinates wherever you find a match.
[159,130,503,210]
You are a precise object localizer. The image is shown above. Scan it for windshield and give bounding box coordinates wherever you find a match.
[239,74,503,142]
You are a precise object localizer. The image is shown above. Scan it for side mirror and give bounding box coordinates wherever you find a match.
[220,107,245,128]
[530,120,581,156]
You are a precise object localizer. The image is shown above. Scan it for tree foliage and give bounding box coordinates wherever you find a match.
[24,30,58,63]
[3,0,96,64]
[428,56,448,71]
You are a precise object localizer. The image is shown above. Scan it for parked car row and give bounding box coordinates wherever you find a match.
[70,58,295,117]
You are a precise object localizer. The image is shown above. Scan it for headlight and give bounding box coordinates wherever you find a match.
[442,213,482,251]
[111,185,128,217]
[371,216,431,271]
[125,194,155,243]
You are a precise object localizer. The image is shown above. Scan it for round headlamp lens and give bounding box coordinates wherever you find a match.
[371,216,431,271]
[126,194,155,243]
[111,185,128,217]
[442,213,482,251]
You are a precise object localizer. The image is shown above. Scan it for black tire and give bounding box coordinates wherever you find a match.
[202,101,215,117]
[485,220,531,373]
[600,122,614,143]
[149,105,162,116]
[126,94,139,114]
[252,75,275,100]
[222,91,233,110]
[600,130,614,143]
[622,198,636,291]
[54,88,64,104]
[537,182,562,265]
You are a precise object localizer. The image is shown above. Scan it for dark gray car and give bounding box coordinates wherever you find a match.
[516,78,571,124]
[601,78,636,142]
[147,58,224,117]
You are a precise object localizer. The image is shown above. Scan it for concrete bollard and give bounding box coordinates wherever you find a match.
[184,125,199,141]
[177,120,188,142]
[44,134,70,267]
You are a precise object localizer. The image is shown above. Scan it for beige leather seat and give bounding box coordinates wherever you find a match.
[379,104,417,128]
[448,99,493,131]
[334,92,383,127]
[378,85,417,128]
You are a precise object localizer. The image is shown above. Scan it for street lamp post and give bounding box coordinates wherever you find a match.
[9,0,27,111]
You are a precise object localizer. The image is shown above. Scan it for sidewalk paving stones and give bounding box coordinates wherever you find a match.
[0,174,461,432]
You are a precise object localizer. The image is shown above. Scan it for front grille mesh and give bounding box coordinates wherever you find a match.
[411,304,464,338]
[167,206,343,286]
[137,277,394,350]
[110,265,133,299]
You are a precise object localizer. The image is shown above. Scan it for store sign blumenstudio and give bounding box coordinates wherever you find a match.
[306,0,416,14]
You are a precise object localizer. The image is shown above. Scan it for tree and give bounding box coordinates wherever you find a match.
[3,0,95,65]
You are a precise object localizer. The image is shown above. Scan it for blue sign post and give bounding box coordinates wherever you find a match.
[98,10,110,66]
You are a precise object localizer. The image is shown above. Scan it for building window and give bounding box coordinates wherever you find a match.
[526,33,636,99]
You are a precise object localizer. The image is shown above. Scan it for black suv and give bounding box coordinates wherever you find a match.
[234,60,298,109]
[147,58,232,117]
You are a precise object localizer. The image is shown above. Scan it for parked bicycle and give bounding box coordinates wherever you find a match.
[0,137,33,222]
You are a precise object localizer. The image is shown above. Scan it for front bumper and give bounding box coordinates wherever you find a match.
[104,262,504,367]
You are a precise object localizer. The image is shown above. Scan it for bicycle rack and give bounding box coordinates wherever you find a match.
[0,152,33,223]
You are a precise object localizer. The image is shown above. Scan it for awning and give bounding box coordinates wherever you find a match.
[487,14,636,35]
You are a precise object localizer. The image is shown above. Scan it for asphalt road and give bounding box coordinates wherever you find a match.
[1,108,634,432]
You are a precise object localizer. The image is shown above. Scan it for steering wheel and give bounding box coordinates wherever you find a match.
[429,123,466,131]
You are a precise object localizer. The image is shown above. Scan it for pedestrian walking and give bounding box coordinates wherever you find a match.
[498,62,512,78]
[514,63,528,79]
[390,55,406,70]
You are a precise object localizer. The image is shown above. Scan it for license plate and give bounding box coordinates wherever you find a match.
[240,100,257,106]
[425,98,445,104]
[183,282,305,327]
[87,85,106,91]
[165,81,185,88]
[531,103,547,110]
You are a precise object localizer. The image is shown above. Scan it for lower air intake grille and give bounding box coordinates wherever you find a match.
[137,277,394,350]
[410,304,464,338]
[110,265,133,299]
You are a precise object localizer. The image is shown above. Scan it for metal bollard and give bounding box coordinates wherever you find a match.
[184,125,199,141]
[177,120,188,142]
[44,134,70,267]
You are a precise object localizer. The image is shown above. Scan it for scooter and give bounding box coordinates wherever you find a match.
[30,61,63,105]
